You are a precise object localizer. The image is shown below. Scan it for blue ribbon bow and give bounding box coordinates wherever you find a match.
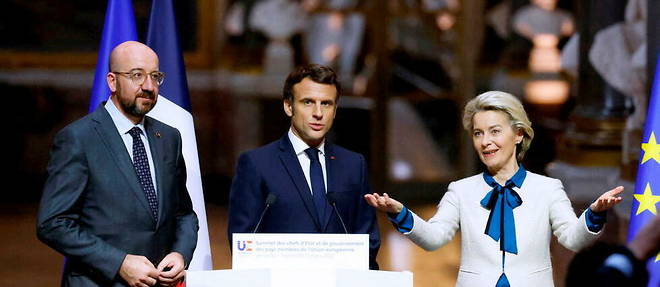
[480,170,525,254]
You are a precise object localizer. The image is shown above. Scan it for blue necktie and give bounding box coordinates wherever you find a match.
[128,127,158,219]
[305,148,329,225]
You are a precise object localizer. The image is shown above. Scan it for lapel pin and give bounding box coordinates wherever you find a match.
[155,132,161,138]
[330,156,336,160]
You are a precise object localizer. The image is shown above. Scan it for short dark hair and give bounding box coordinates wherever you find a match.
[282,64,341,102]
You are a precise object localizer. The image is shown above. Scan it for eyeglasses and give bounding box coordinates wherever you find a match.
[112,69,165,86]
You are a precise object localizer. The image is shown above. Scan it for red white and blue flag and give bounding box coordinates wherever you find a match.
[145,0,212,270]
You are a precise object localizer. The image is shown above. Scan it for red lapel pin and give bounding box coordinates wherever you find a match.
[330,156,336,160]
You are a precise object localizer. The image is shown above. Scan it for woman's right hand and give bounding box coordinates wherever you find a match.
[364,193,404,214]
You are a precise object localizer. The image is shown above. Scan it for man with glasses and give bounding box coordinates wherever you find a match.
[37,41,198,287]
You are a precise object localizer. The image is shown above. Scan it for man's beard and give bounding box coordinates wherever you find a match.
[120,91,157,118]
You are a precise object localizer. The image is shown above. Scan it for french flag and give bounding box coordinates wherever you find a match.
[145,0,212,271]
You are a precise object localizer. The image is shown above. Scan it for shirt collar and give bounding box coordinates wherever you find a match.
[105,99,146,135]
[288,128,325,157]
[483,165,527,188]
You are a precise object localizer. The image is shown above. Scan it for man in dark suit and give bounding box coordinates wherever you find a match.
[37,41,198,287]
[227,64,380,269]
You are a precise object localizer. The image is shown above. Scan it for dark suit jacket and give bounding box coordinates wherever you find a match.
[227,135,380,269]
[37,105,198,287]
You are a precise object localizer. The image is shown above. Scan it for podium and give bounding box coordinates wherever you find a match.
[185,233,412,287]
[186,269,413,287]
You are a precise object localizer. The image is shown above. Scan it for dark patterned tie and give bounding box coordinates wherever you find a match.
[128,127,158,219]
[305,148,329,225]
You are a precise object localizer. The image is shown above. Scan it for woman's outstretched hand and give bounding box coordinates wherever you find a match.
[590,186,624,212]
[364,193,404,214]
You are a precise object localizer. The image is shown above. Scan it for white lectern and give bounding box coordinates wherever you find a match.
[186,269,412,287]
[185,233,412,287]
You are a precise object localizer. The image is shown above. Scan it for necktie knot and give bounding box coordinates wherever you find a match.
[305,148,320,162]
[128,127,143,139]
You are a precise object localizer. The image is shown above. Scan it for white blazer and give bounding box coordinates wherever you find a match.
[405,171,601,287]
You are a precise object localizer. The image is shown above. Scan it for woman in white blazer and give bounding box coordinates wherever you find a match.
[365,91,624,287]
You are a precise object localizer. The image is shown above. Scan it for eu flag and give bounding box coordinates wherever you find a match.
[145,0,212,270]
[89,0,138,112]
[628,52,660,287]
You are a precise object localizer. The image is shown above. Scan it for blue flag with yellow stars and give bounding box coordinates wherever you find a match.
[628,52,660,287]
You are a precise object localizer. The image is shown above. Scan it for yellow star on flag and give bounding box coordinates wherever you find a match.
[641,132,660,164]
[656,252,660,262]
[633,183,660,215]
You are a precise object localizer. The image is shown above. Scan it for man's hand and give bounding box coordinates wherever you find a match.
[119,254,159,287]
[157,252,186,286]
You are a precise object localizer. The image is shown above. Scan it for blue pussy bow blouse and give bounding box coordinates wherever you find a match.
[480,165,526,287]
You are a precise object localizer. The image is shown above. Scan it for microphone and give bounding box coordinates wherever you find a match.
[253,193,277,233]
[326,192,348,234]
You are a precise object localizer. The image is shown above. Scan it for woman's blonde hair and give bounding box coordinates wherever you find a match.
[462,91,534,161]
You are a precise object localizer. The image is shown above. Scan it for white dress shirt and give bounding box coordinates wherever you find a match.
[105,100,158,194]
[288,128,328,194]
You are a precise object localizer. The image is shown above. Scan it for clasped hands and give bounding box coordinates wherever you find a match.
[119,252,185,287]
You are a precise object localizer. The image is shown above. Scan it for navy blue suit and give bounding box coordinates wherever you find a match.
[228,135,380,269]
[37,105,198,287]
